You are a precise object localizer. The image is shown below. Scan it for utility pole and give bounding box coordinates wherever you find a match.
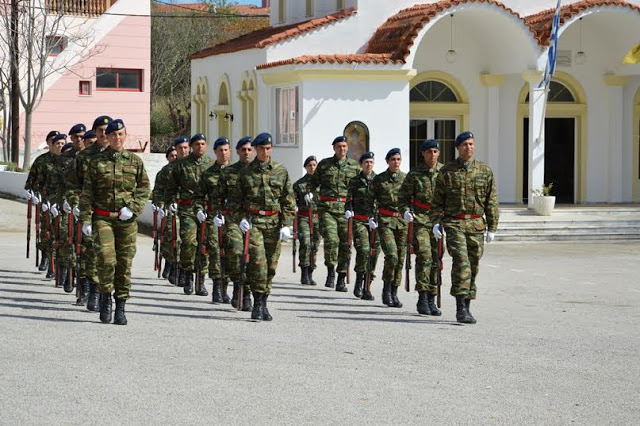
[10,0,20,165]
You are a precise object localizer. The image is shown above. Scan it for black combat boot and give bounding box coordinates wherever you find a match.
[211,279,223,303]
[427,293,442,316]
[45,259,55,279]
[113,298,127,325]
[242,290,252,312]
[300,266,310,285]
[183,270,194,295]
[87,281,100,312]
[353,273,364,298]
[99,292,113,324]
[162,262,172,279]
[38,251,49,271]
[335,272,347,292]
[251,292,264,321]
[416,291,430,315]
[308,268,317,286]
[324,266,335,288]
[390,285,403,308]
[168,263,179,285]
[221,283,231,303]
[464,299,476,323]
[75,277,89,306]
[195,274,208,296]
[231,282,239,308]
[382,281,392,306]
[61,267,73,293]
[456,296,475,324]
[262,293,273,321]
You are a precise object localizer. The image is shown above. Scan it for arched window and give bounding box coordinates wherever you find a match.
[410,80,458,103]
[525,81,575,103]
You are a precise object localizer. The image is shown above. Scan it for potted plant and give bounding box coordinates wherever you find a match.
[532,183,555,216]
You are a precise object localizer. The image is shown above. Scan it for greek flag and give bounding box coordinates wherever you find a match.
[540,0,562,88]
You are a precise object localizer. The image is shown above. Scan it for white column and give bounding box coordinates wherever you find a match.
[603,74,629,203]
[522,71,546,208]
[480,74,506,170]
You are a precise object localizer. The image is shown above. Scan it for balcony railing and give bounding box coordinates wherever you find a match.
[46,0,115,17]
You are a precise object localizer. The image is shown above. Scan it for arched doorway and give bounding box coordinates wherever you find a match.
[216,81,231,139]
[409,71,469,169]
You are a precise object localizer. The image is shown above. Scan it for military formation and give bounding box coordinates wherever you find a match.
[24,121,499,325]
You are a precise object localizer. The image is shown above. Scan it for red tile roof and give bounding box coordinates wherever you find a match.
[524,0,640,46]
[256,53,403,70]
[191,8,357,60]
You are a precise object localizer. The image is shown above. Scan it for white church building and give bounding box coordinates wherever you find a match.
[190,0,640,205]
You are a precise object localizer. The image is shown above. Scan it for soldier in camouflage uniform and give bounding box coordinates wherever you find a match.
[79,119,150,325]
[293,155,320,285]
[236,133,295,321]
[82,130,97,148]
[218,137,255,310]
[166,133,213,296]
[151,144,177,280]
[367,148,407,308]
[310,136,360,291]
[430,131,499,324]
[399,139,443,316]
[194,137,231,303]
[345,151,379,300]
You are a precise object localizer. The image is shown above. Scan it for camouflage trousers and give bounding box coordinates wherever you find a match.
[53,213,75,268]
[412,221,440,294]
[319,211,349,273]
[224,220,249,291]
[80,236,98,283]
[179,210,208,273]
[353,220,380,274]
[161,213,179,264]
[444,226,484,300]
[93,217,137,300]
[297,214,320,269]
[36,206,51,252]
[205,222,222,280]
[378,222,407,287]
[247,223,282,294]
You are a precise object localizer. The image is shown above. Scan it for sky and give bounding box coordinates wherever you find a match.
[172,0,263,5]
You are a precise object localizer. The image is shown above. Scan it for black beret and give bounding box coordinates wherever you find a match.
[61,142,74,153]
[190,133,206,144]
[252,132,273,146]
[236,136,252,149]
[92,115,112,130]
[304,155,317,167]
[213,137,230,150]
[105,119,125,135]
[46,130,60,141]
[332,136,347,145]
[173,136,189,146]
[359,151,374,163]
[165,145,176,158]
[385,148,401,160]
[68,123,86,135]
[420,139,440,152]
[455,131,474,147]
[52,133,67,143]
[82,130,96,140]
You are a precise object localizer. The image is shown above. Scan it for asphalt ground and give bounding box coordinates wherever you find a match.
[0,197,639,425]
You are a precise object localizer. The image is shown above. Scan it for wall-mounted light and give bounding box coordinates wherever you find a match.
[445,14,457,64]
[575,18,587,65]
[224,113,234,122]
[209,111,217,120]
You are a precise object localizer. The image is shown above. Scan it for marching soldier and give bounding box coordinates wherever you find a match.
[345,151,379,300]
[166,133,213,296]
[152,144,177,279]
[399,139,443,316]
[311,136,360,291]
[79,119,150,325]
[367,148,407,308]
[236,133,295,321]
[82,130,97,148]
[431,131,499,324]
[292,155,320,285]
[218,137,255,310]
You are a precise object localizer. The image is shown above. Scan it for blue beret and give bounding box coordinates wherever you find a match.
[82,130,96,140]
[52,133,67,143]
[46,130,60,141]
[236,136,252,149]
[304,155,317,167]
[69,123,86,135]
[420,139,440,152]
[359,151,374,163]
[190,133,206,144]
[92,115,112,130]
[165,145,176,157]
[173,136,189,146]
[455,131,474,147]
[332,136,347,145]
[213,137,230,150]
[61,142,74,153]
[385,148,401,160]
[105,119,125,135]
[252,132,273,146]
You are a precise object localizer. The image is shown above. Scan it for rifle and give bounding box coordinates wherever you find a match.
[365,226,377,295]
[308,203,316,271]
[75,220,82,300]
[35,200,40,267]
[405,213,414,293]
[171,210,178,282]
[68,210,75,290]
[26,197,32,259]
[45,208,55,279]
[54,213,60,287]
[437,225,444,309]
[292,212,298,273]
[152,208,159,272]
[195,219,207,293]
[158,209,166,278]
[238,225,250,311]
[217,210,226,292]
[347,206,353,285]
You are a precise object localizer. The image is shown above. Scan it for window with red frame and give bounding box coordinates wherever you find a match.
[79,81,91,96]
[46,36,65,56]
[96,68,142,92]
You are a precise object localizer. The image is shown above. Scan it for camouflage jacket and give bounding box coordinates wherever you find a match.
[166,153,213,207]
[310,155,360,214]
[218,160,250,221]
[347,171,376,221]
[79,147,151,224]
[40,154,62,201]
[430,158,499,233]
[293,174,318,212]
[236,158,295,227]
[68,143,106,206]
[398,162,443,226]
[368,169,407,228]
[24,151,52,193]
[193,162,227,216]
[152,162,172,206]
[49,152,76,206]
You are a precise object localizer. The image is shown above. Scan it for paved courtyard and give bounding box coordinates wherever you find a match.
[0,198,639,425]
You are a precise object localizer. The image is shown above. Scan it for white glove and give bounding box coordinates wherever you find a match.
[41,201,50,212]
[239,219,251,233]
[304,193,313,204]
[368,217,378,230]
[152,204,158,212]
[25,189,32,200]
[82,223,92,237]
[196,210,207,223]
[169,203,178,213]
[32,193,40,205]
[345,210,354,220]
[279,226,292,241]
[486,231,496,243]
[119,206,134,221]
[50,204,59,217]
[63,201,72,213]
[403,210,414,222]
[73,206,80,220]
[433,224,444,241]
[214,215,225,228]
[158,208,165,220]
